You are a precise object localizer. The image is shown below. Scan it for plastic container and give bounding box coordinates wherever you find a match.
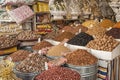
[67,63,98,75]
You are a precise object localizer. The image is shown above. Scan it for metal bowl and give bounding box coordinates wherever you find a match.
[81,73,97,80]
[67,63,98,75]
[13,68,39,80]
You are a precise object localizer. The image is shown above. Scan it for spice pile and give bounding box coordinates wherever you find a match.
[67,32,94,46]
[6,50,31,62]
[106,28,120,39]
[0,35,18,49]
[54,32,75,42]
[87,35,119,51]
[17,31,40,41]
[16,54,49,73]
[99,19,115,28]
[59,25,88,34]
[65,49,98,66]
[82,20,100,28]
[43,31,60,39]
[86,26,106,37]
[32,41,53,51]
[47,45,70,57]
[113,22,120,28]
[35,67,80,80]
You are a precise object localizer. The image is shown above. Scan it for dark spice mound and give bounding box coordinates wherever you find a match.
[67,32,94,46]
[106,28,120,39]
[65,49,98,66]
[35,67,80,80]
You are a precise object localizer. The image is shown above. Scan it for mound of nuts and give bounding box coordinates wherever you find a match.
[35,67,81,80]
[65,49,98,66]
[17,31,40,41]
[0,35,18,50]
[16,54,49,73]
[6,50,31,62]
[86,34,119,51]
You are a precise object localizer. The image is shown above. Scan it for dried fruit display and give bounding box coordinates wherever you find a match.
[67,32,94,46]
[106,28,120,39]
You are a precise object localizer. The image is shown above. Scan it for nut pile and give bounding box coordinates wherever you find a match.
[6,50,31,62]
[54,32,75,42]
[86,26,106,37]
[106,28,120,39]
[16,54,49,73]
[32,41,53,51]
[47,45,70,57]
[35,67,80,80]
[67,32,94,46]
[0,35,18,50]
[65,49,98,66]
[17,31,40,41]
[86,35,119,51]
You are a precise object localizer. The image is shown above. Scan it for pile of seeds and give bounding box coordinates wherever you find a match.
[32,41,53,51]
[59,25,88,34]
[43,31,60,39]
[16,54,49,73]
[6,50,31,62]
[54,32,75,42]
[86,26,106,37]
[65,49,98,66]
[67,32,94,46]
[35,67,81,80]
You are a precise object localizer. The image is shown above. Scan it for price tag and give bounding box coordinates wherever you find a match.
[45,62,48,70]
[38,38,41,43]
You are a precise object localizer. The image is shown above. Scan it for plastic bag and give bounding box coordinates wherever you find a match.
[8,5,34,24]
[2,0,35,5]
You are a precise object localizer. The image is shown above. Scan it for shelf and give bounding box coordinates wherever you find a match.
[51,19,79,21]
[37,0,49,3]
[36,12,50,14]
[36,22,51,25]
[0,19,15,22]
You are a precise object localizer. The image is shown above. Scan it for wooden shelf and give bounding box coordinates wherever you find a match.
[37,0,49,3]
[36,12,50,14]
[36,22,51,25]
